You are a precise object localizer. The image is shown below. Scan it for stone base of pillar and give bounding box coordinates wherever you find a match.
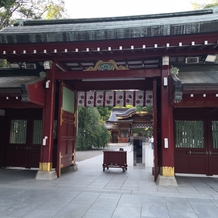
[61,164,78,174]
[35,169,57,180]
[156,175,177,186]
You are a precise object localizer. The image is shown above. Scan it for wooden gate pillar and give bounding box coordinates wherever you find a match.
[36,62,57,180]
[156,56,177,186]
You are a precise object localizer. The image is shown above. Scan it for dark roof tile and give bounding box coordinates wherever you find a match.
[1,9,218,44]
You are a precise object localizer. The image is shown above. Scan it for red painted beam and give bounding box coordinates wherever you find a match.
[2,46,218,63]
[174,108,218,117]
[183,88,218,94]
[173,94,218,107]
[1,32,218,61]
[55,69,160,80]
[66,79,153,91]
[0,98,42,108]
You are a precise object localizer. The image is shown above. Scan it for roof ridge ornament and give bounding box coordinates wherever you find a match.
[170,66,179,75]
[16,19,24,26]
[213,6,218,14]
[39,71,46,78]
[84,60,129,71]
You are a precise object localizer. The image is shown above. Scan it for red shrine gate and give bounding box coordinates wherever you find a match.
[1,9,218,183]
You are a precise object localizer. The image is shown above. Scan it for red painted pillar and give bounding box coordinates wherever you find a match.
[39,63,56,173]
[160,56,174,177]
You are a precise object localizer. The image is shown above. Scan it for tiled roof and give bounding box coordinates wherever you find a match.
[1,8,218,43]
[0,76,42,88]
[108,108,135,122]
[177,65,218,85]
[171,65,218,103]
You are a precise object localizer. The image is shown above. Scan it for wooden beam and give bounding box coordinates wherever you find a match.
[173,94,218,107]
[67,79,153,91]
[0,98,42,108]
[55,69,160,80]
[2,44,218,63]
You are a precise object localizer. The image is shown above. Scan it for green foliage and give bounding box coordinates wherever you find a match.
[96,106,113,122]
[76,107,110,150]
[191,0,218,9]
[114,104,133,109]
[135,105,153,112]
[0,59,8,67]
[0,0,67,29]
[0,0,16,8]
[204,3,218,8]
[45,4,65,19]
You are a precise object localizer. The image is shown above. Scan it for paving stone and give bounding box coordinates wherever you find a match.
[0,143,218,218]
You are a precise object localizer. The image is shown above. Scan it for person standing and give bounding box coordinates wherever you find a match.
[150,136,154,150]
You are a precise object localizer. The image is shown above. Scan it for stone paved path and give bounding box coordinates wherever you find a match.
[76,143,128,162]
[1,143,218,217]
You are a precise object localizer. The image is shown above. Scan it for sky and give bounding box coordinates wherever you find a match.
[64,0,194,19]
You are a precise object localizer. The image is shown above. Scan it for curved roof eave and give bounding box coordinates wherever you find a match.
[115,108,136,117]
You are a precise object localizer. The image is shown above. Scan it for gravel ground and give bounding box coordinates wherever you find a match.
[75,143,129,162]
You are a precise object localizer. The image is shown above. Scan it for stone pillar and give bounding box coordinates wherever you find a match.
[36,62,57,180]
[156,56,177,186]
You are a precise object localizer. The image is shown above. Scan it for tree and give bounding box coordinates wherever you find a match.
[0,0,67,67]
[0,0,66,29]
[96,106,113,122]
[204,2,218,8]
[77,107,110,150]
[191,0,218,9]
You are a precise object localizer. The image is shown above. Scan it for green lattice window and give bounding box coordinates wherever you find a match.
[212,121,218,149]
[10,120,27,144]
[175,120,204,148]
[33,120,42,144]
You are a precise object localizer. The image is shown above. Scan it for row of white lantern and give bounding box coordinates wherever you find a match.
[77,90,153,107]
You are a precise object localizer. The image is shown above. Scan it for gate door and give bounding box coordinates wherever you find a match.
[208,120,218,175]
[6,118,41,168]
[175,119,218,175]
[57,83,76,177]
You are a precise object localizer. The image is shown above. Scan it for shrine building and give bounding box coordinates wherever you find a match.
[106,107,153,143]
[0,7,218,184]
